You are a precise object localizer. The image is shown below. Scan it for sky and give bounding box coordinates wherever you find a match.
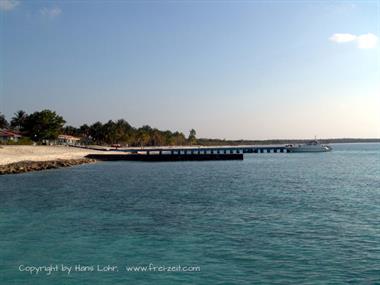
[0,0,379,140]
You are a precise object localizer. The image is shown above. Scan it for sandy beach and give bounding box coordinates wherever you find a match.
[0,145,109,166]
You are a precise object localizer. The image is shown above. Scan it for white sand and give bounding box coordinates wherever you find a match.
[0,145,110,165]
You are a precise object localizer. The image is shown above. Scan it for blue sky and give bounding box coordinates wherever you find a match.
[1,0,379,139]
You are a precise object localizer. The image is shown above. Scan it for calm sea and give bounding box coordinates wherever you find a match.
[1,143,379,284]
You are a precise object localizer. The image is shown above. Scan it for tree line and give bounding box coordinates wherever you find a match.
[0,110,197,146]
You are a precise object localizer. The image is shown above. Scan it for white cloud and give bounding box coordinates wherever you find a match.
[329,33,378,49]
[0,0,19,11]
[329,33,357,43]
[40,7,61,18]
[357,33,378,49]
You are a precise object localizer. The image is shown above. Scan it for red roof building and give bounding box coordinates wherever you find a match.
[0,129,22,143]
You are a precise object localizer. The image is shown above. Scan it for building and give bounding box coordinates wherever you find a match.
[57,134,81,145]
[0,129,22,143]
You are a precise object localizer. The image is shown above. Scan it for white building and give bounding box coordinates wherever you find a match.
[57,135,81,145]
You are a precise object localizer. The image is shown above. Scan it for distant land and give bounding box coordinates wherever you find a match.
[197,138,380,146]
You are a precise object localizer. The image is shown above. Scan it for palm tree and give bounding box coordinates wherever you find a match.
[0,113,9,129]
[10,110,27,130]
[188,129,197,145]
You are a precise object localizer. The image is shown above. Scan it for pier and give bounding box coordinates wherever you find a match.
[84,145,288,162]
[86,153,243,161]
[113,145,288,155]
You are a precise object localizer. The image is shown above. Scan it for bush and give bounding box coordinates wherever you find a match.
[4,137,34,145]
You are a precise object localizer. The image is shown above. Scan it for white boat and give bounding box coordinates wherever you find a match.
[286,140,332,153]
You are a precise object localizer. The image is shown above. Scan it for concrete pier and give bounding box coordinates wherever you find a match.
[86,153,244,162]
[78,145,289,162]
[109,145,287,155]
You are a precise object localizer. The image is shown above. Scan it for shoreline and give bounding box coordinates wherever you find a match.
[0,158,96,175]
[0,146,119,175]
[0,145,119,165]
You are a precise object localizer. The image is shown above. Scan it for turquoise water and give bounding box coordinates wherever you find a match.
[1,143,379,284]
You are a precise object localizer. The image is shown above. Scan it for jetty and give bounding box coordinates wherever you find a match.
[84,145,288,162]
[86,153,243,161]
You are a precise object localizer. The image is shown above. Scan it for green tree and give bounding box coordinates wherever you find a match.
[136,130,150,146]
[78,124,91,144]
[0,113,8,129]
[174,132,187,145]
[10,110,27,130]
[115,119,133,144]
[63,125,80,136]
[149,129,164,146]
[102,120,119,144]
[188,129,197,145]
[163,130,175,145]
[23,110,66,141]
[89,122,104,144]
[79,124,90,137]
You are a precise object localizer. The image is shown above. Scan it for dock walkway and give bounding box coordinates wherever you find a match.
[82,145,288,161]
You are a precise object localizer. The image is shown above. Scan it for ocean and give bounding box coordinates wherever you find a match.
[1,143,379,284]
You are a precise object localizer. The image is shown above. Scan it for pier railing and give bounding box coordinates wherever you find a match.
[113,145,288,155]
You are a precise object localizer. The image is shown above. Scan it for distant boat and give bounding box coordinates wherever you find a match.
[286,140,332,153]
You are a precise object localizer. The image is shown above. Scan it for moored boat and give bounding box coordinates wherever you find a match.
[286,140,332,153]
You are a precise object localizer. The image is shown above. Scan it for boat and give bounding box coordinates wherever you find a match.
[286,140,332,153]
